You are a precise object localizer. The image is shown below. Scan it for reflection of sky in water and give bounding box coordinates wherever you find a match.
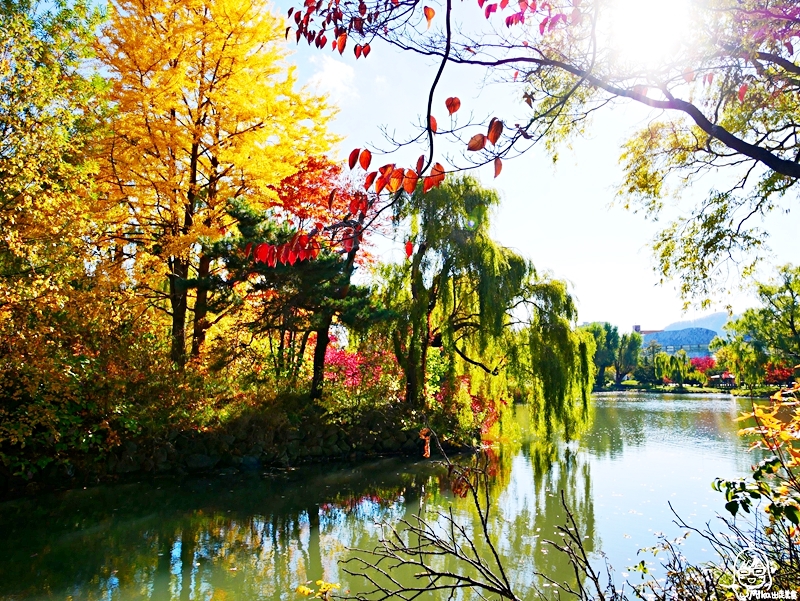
[0,394,762,600]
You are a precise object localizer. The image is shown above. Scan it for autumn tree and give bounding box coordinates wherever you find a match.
[0,0,103,312]
[207,157,387,397]
[97,0,334,366]
[286,0,800,302]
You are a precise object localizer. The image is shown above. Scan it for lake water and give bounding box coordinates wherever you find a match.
[0,392,762,600]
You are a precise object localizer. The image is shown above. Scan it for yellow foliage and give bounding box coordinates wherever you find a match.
[95,0,336,361]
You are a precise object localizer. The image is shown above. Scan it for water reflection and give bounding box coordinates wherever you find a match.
[0,394,758,601]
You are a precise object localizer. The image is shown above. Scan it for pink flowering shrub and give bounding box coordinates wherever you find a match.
[322,337,404,409]
[691,356,716,373]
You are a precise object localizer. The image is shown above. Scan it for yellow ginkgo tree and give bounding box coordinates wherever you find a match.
[96,0,336,366]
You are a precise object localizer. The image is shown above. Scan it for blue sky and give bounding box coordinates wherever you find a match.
[275,0,800,332]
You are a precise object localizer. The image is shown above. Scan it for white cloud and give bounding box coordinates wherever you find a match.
[308,55,358,102]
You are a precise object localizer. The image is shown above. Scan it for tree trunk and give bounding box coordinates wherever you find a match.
[169,257,189,367]
[596,364,606,388]
[310,315,333,399]
[190,253,211,358]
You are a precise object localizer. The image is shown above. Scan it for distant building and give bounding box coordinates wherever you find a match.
[640,327,717,358]
[633,325,664,336]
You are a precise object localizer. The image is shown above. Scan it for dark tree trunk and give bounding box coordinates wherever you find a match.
[169,257,189,367]
[190,253,211,358]
[310,315,333,399]
[596,364,606,388]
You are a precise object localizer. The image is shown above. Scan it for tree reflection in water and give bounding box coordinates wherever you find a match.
[0,417,597,600]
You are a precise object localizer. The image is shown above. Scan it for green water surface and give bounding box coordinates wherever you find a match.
[0,392,760,600]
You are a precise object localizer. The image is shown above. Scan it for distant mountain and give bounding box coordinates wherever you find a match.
[662,312,733,336]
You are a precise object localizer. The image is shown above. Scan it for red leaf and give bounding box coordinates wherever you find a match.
[445,97,461,115]
[467,133,487,151]
[279,244,290,265]
[738,83,748,102]
[387,168,405,193]
[431,162,445,184]
[364,171,378,190]
[336,32,347,54]
[487,118,503,145]
[348,148,360,169]
[424,6,435,28]
[416,155,425,173]
[494,157,502,178]
[362,43,371,57]
[429,115,437,132]
[421,163,445,193]
[359,149,372,170]
[403,171,418,194]
[405,240,413,258]
[343,234,354,253]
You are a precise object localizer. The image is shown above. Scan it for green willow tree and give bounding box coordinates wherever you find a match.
[376,176,592,434]
[654,350,690,387]
[582,323,619,388]
[613,332,642,386]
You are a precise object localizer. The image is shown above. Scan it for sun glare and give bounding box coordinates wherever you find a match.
[605,0,693,69]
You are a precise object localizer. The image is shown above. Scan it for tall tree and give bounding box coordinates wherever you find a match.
[0,0,103,311]
[710,264,800,387]
[613,332,642,385]
[97,0,334,366]
[721,264,800,365]
[583,323,619,388]
[288,0,800,302]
